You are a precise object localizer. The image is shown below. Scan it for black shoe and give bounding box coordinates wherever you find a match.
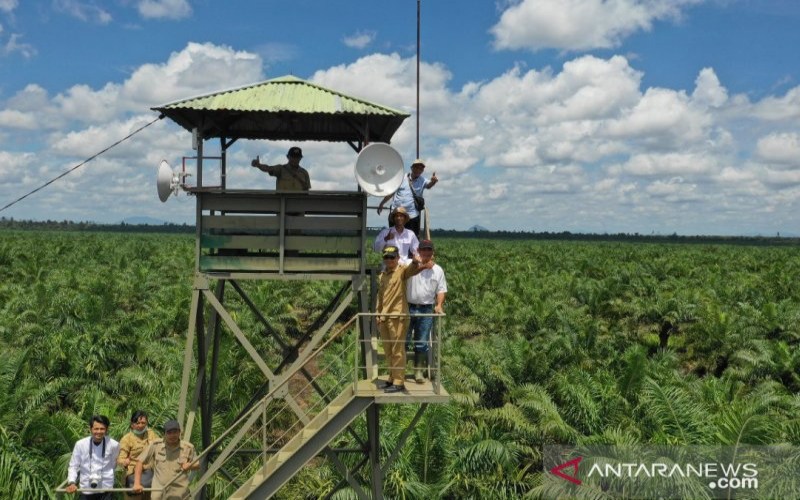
[380,380,393,389]
[384,384,406,394]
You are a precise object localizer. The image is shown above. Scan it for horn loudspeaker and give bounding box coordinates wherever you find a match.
[156,160,178,202]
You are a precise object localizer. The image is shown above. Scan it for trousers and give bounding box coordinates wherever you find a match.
[406,303,434,353]
[378,317,410,386]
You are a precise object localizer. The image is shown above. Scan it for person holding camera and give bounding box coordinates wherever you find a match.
[377,158,438,236]
[118,410,159,499]
[65,415,121,499]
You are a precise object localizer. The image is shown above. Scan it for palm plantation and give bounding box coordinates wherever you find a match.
[1,231,799,498]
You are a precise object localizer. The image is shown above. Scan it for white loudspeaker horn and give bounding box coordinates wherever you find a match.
[156,160,179,202]
[354,143,404,196]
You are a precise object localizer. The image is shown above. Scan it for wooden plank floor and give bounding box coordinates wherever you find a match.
[355,378,450,404]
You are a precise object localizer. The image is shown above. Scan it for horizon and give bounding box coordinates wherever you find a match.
[1,214,796,240]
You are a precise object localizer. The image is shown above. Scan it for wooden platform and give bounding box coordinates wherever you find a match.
[195,190,367,274]
[354,378,450,404]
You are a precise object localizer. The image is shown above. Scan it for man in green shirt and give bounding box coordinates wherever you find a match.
[251,146,311,191]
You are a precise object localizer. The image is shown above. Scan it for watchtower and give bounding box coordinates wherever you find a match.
[153,76,449,499]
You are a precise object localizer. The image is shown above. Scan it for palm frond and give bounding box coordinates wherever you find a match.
[638,377,711,444]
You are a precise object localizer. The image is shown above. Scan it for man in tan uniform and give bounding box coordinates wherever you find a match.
[376,245,430,393]
[133,420,198,500]
[251,146,311,191]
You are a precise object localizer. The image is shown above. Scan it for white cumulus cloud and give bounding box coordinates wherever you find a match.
[0,109,37,129]
[2,33,36,58]
[137,0,191,20]
[615,152,718,176]
[490,0,703,52]
[756,132,800,167]
[604,87,712,147]
[0,151,34,183]
[53,0,112,24]
[122,42,263,107]
[692,68,728,108]
[751,87,800,121]
[0,0,18,13]
[343,31,376,49]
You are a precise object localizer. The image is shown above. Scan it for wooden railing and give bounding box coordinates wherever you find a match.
[191,189,367,274]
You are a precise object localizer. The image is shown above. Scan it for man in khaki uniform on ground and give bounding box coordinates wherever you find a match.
[133,420,199,500]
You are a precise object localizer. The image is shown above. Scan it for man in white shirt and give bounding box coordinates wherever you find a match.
[66,415,121,499]
[405,239,447,383]
[373,207,419,265]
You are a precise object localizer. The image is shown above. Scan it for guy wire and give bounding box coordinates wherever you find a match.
[0,114,164,214]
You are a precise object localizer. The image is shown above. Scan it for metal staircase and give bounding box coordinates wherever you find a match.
[229,388,372,499]
[187,311,447,499]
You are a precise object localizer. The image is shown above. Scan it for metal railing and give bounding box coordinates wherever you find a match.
[54,484,163,496]
[356,312,444,394]
[189,310,445,498]
[190,314,361,498]
[53,312,444,499]
[54,459,190,497]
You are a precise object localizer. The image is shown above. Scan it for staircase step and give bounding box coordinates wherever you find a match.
[283,436,302,453]
[285,427,315,451]
[276,451,292,464]
[227,389,363,499]
[284,419,321,452]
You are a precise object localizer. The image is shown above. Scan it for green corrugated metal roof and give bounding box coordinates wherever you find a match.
[158,75,407,115]
[152,75,410,143]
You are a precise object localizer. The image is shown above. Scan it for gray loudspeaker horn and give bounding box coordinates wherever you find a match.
[354,143,404,196]
[156,160,178,202]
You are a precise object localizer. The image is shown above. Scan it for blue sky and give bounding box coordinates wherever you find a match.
[1,0,799,235]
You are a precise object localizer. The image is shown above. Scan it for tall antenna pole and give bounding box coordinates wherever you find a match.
[416,0,420,159]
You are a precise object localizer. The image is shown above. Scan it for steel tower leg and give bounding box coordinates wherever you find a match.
[367,405,384,500]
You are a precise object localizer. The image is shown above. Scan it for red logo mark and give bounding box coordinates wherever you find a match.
[550,456,583,485]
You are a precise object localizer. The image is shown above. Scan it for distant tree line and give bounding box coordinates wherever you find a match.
[1,217,798,246]
[0,217,194,234]
[370,226,800,246]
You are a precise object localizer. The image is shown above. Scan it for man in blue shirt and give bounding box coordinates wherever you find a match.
[377,159,438,236]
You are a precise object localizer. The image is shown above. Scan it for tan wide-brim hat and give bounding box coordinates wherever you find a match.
[390,206,410,224]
